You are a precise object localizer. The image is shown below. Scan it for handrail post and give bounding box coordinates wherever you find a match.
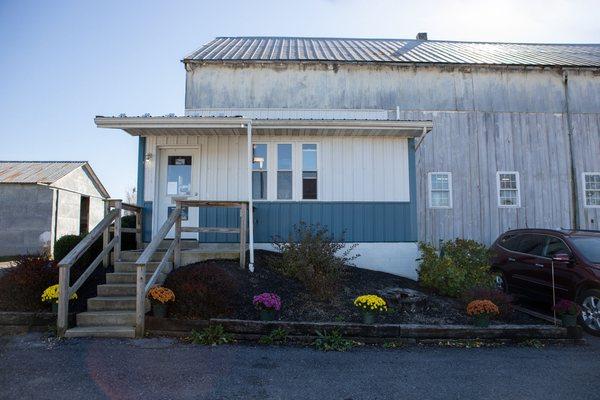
[239,203,247,269]
[135,264,146,337]
[57,264,70,336]
[135,208,143,250]
[113,200,122,262]
[174,204,181,268]
[102,200,110,267]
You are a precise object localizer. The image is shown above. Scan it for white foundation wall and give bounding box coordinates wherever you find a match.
[254,242,420,280]
[143,134,410,202]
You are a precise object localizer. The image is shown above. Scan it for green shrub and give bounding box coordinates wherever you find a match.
[191,325,233,345]
[259,328,289,345]
[0,255,58,311]
[120,214,138,251]
[271,223,358,300]
[53,235,83,262]
[164,263,238,319]
[314,329,355,351]
[418,239,494,298]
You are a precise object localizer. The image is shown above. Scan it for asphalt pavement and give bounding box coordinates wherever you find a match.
[0,333,598,400]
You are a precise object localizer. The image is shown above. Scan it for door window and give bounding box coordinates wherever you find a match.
[515,234,546,256]
[500,234,522,252]
[544,237,571,258]
[167,156,192,196]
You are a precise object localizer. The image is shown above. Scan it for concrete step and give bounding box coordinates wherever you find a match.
[76,311,136,327]
[88,296,136,311]
[120,251,166,262]
[106,272,158,284]
[65,326,136,338]
[114,261,172,274]
[97,284,137,297]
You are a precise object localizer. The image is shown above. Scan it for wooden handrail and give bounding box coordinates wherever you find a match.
[144,239,176,294]
[134,207,181,337]
[121,202,142,213]
[57,206,122,337]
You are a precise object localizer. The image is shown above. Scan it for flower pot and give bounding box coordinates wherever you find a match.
[51,303,58,314]
[260,309,276,321]
[560,314,578,327]
[362,312,376,325]
[473,315,490,328]
[152,303,167,318]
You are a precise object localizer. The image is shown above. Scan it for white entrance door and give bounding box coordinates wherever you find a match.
[157,149,199,239]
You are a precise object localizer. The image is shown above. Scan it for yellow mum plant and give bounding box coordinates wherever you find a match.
[466,300,500,317]
[353,294,387,313]
[41,284,77,304]
[148,286,175,304]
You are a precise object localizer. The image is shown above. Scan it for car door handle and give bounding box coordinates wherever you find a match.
[508,257,516,262]
[534,263,544,268]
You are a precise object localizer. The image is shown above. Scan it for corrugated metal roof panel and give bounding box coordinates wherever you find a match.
[185,37,600,67]
[0,161,86,184]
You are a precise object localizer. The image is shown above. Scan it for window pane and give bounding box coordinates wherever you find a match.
[252,144,267,170]
[278,144,292,170]
[500,190,517,205]
[586,190,600,206]
[545,237,571,258]
[168,206,188,221]
[167,156,192,195]
[277,171,292,199]
[431,191,449,207]
[431,174,449,191]
[252,171,267,200]
[302,144,317,171]
[516,234,545,256]
[302,171,317,199]
[499,173,517,189]
[585,174,600,190]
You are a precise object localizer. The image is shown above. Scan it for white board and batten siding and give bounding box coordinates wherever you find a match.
[143,134,410,203]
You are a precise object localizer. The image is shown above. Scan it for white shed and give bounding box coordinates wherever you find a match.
[0,161,110,257]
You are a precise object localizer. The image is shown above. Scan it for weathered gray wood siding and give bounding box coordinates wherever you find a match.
[185,63,600,245]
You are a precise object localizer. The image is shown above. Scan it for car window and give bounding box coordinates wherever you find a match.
[544,237,571,258]
[515,234,546,256]
[500,234,522,252]
[570,237,600,264]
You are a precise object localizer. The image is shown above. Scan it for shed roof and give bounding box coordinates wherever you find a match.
[184,36,600,67]
[0,161,109,198]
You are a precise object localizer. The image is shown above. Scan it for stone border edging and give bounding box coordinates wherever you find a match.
[146,317,576,341]
[0,311,73,335]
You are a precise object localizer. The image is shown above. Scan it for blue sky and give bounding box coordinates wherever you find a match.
[1,0,599,199]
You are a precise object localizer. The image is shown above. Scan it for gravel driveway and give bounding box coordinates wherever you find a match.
[0,333,598,400]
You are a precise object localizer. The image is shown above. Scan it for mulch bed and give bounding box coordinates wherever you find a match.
[168,250,540,326]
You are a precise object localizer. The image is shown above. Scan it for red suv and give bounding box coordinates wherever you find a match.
[490,229,600,336]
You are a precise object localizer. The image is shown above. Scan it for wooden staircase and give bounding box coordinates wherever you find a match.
[64,251,171,338]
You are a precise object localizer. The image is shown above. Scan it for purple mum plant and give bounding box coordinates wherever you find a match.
[253,293,282,311]
[553,299,581,316]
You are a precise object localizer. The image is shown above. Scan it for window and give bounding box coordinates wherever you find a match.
[544,237,571,258]
[252,144,267,200]
[302,144,318,199]
[499,234,522,252]
[277,144,293,199]
[167,156,192,196]
[583,173,600,207]
[428,172,452,208]
[497,171,520,207]
[79,196,90,234]
[515,234,545,256]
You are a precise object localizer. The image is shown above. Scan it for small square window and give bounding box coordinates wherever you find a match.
[302,144,318,199]
[497,171,521,207]
[583,173,600,207]
[428,172,452,208]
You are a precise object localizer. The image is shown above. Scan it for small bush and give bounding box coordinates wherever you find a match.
[259,328,289,345]
[53,235,83,262]
[314,329,355,352]
[191,325,233,345]
[418,239,494,298]
[463,287,513,319]
[164,263,238,319]
[0,255,58,311]
[271,223,358,300]
[121,215,138,250]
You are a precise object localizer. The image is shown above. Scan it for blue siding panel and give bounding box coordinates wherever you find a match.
[142,201,152,242]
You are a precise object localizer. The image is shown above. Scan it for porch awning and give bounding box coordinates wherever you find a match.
[94,116,433,137]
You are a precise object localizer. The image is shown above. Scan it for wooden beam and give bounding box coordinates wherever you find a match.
[175,200,247,208]
[56,265,70,336]
[135,208,180,265]
[69,237,117,297]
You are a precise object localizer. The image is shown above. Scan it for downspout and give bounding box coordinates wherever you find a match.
[563,70,580,229]
[246,121,255,272]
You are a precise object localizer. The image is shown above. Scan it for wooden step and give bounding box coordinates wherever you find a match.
[76,311,136,327]
[119,251,166,262]
[114,261,172,274]
[65,326,136,338]
[97,284,137,297]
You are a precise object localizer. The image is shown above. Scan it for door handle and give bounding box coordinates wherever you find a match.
[508,257,516,262]
[534,263,544,268]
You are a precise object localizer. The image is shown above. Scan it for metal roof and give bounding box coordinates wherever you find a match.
[0,161,86,184]
[184,36,600,67]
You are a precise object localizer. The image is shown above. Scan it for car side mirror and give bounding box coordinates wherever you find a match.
[552,253,572,263]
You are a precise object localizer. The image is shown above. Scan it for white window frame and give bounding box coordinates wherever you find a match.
[251,143,268,201]
[582,172,600,208]
[276,143,294,200]
[428,172,452,209]
[496,171,521,208]
[301,143,319,200]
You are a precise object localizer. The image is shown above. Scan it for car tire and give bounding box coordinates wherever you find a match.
[493,271,509,293]
[577,289,600,337]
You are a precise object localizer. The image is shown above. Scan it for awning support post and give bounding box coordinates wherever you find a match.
[246,121,255,272]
